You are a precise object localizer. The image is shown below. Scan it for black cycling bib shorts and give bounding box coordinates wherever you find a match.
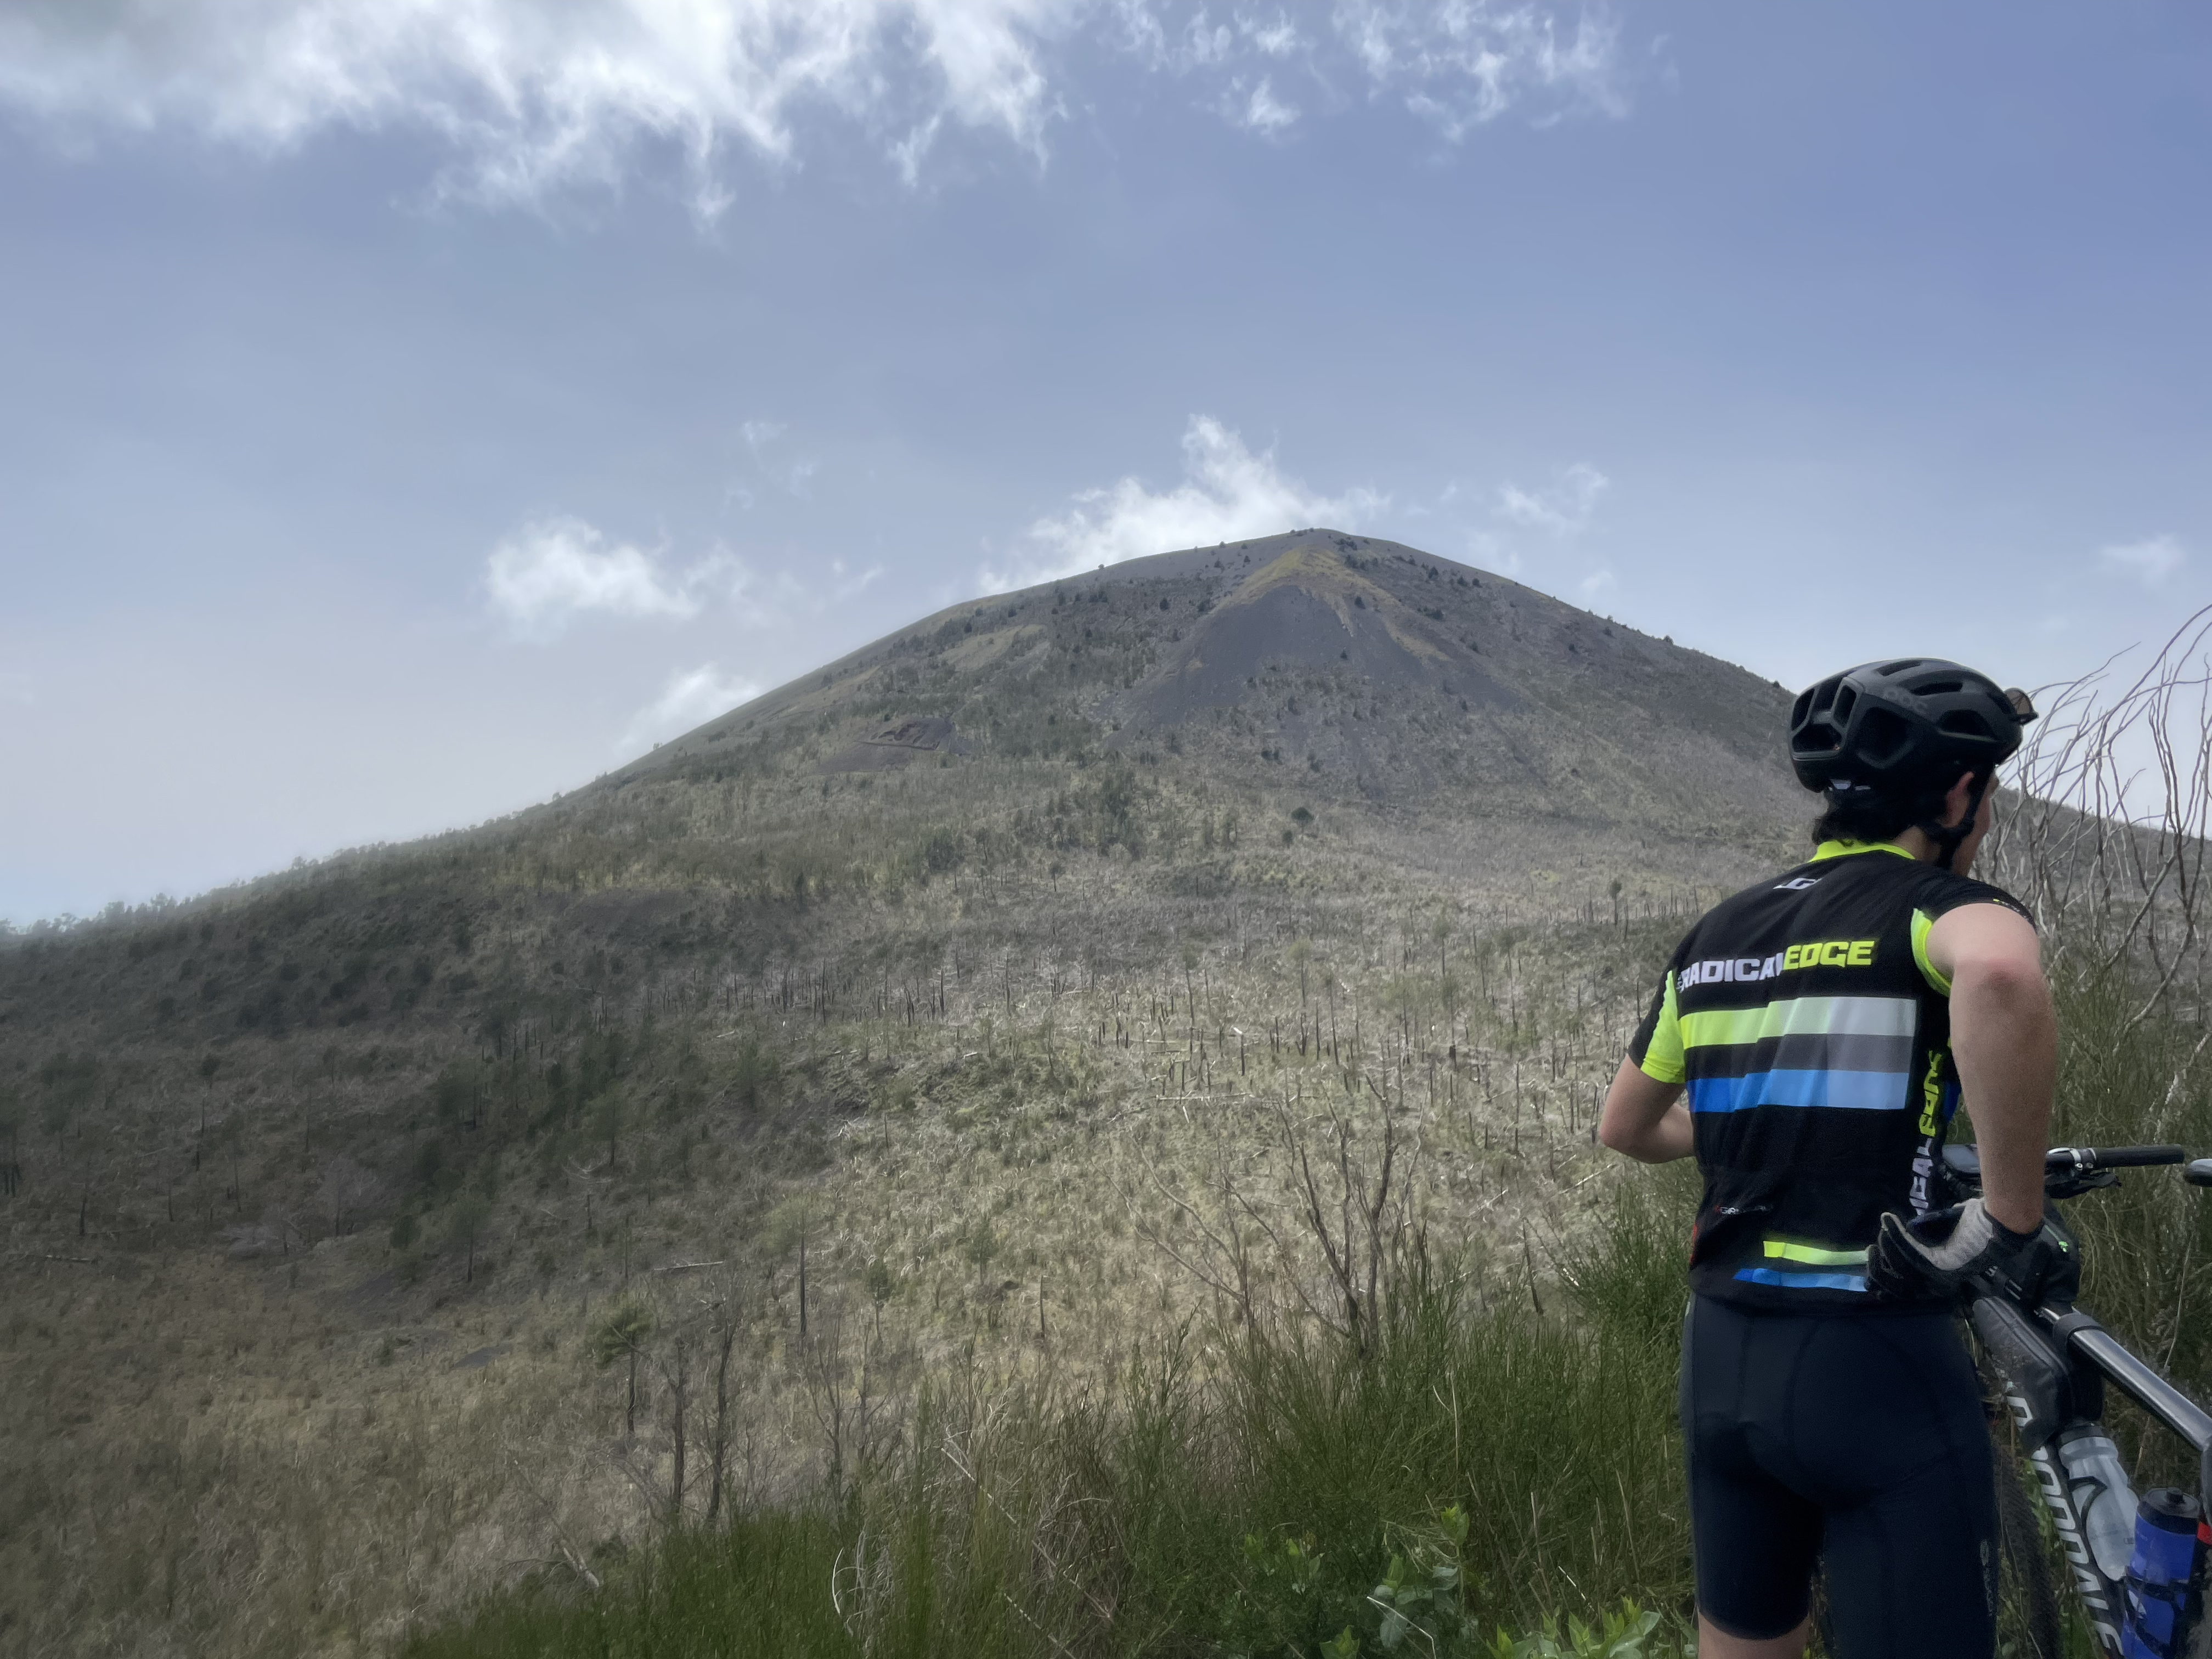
[1683,1296,1998,1655]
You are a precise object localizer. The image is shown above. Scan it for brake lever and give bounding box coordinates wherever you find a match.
[2044,1169,2120,1203]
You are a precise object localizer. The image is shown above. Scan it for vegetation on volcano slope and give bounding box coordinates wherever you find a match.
[399,1180,1701,1659]
[16,846,2208,1659]
[103,946,2179,1659]
[0,734,1763,1657]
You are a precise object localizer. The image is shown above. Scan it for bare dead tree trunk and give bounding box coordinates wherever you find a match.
[665,1340,689,1523]
[706,1321,737,1522]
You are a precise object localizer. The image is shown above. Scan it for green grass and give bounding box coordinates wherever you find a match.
[1946,952,2212,1658]
[405,1511,859,1658]
[2027,957,2212,1494]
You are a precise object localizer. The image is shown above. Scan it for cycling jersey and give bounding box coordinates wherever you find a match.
[1627,839,2030,1311]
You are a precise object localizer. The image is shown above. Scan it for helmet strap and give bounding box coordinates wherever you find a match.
[1918,774,1989,872]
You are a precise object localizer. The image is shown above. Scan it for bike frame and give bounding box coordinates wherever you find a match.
[1950,1143,2211,1657]
[1978,1294,2210,1652]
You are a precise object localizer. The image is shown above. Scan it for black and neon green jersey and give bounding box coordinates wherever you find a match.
[1627,839,2032,1312]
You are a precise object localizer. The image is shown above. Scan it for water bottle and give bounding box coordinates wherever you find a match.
[2123,1487,2203,1658]
[2055,1424,2140,1583]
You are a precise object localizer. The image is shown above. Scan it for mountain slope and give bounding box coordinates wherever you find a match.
[2,532,1810,1065]
[620,528,1800,837]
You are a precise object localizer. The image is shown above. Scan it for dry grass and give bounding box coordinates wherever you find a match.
[1,864,1714,1656]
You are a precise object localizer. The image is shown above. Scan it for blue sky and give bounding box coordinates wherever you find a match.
[2,2,2207,924]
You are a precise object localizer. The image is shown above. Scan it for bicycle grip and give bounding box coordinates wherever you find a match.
[2049,1145,2187,1171]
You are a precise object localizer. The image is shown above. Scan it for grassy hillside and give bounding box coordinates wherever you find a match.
[0,534,1824,1656]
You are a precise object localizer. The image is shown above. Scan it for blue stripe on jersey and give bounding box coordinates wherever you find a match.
[1733,1267,1869,1293]
[1687,1066,1909,1114]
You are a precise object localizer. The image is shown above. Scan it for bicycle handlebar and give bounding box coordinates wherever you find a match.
[2046,1144,2188,1172]
[1940,1143,2188,1188]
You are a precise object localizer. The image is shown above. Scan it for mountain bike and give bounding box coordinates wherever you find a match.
[1940,1141,2212,1658]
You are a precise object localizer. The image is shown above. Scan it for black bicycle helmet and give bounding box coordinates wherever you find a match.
[1789,658,2036,796]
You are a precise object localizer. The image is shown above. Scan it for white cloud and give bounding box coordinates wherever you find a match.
[0,2,1628,208]
[0,0,1074,213]
[1577,568,1616,601]
[620,663,763,751]
[485,515,751,639]
[1362,3,1626,139]
[482,506,880,644]
[985,414,1383,590]
[1496,461,1609,537]
[1245,15,1301,58]
[2098,534,2186,591]
[1234,75,1297,133]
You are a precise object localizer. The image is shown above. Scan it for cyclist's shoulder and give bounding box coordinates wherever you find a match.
[1662,844,2022,960]
[1906,867,2035,929]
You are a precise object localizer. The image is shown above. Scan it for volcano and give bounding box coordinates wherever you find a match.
[621,528,1802,838]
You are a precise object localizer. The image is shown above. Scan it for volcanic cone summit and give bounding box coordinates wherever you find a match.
[624,529,1801,838]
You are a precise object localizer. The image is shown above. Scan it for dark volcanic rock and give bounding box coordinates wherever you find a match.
[611,525,1801,839]
[820,715,962,773]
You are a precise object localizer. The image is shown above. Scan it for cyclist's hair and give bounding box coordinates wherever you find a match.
[1810,768,1989,848]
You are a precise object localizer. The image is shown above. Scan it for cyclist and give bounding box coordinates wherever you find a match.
[1597,659,2060,1659]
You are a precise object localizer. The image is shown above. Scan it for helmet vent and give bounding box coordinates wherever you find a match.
[1832,685,1858,724]
[1878,658,1926,675]
[1938,710,1993,740]
[1911,677,1965,696]
[1858,706,1912,766]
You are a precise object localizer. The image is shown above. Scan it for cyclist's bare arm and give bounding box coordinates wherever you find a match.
[1927,901,2056,1234]
[1599,1062,1692,1164]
